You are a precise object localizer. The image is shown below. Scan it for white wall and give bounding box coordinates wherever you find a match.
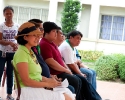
[77,39,125,54]
[1,0,51,23]
[4,0,49,9]
[2,0,125,54]
[56,2,63,27]
[76,40,96,51]
[100,6,125,16]
[79,4,91,38]
[0,0,5,23]
[97,42,125,54]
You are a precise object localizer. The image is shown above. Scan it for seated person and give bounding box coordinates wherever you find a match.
[13,22,75,100]
[59,30,97,89]
[40,21,102,100]
[28,18,75,93]
[28,19,50,78]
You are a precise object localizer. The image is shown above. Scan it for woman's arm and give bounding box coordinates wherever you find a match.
[16,62,61,88]
[0,33,18,51]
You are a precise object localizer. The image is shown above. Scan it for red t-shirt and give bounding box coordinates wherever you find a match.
[39,38,65,75]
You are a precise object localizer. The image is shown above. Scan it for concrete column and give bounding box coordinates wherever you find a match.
[48,0,58,22]
[0,0,5,23]
[88,4,100,39]
[77,2,82,30]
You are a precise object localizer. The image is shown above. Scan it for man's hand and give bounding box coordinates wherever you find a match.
[65,69,73,75]
[80,73,87,78]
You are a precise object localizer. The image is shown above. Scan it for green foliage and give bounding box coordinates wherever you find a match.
[118,55,125,81]
[111,53,125,62]
[95,55,118,80]
[78,50,103,61]
[61,0,82,33]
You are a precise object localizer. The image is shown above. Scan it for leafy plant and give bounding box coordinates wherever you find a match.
[95,55,118,80]
[78,50,103,61]
[118,56,125,81]
[61,0,82,33]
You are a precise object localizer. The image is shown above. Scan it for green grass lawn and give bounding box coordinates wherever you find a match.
[81,59,95,70]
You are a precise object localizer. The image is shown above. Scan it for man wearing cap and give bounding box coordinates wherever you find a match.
[39,21,102,100]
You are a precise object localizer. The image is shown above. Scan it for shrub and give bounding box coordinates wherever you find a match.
[118,55,125,81]
[78,50,103,61]
[61,0,82,33]
[95,55,118,80]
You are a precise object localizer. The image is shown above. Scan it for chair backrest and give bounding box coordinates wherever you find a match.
[11,61,21,100]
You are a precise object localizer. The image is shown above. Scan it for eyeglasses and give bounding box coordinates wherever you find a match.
[33,34,43,38]
[39,28,44,31]
[27,34,43,38]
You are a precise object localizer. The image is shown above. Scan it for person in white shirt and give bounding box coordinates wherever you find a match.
[59,30,97,89]
[0,6,19,100]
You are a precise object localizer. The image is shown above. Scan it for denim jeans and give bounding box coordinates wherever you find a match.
[80,68,97,89]
[67,85,75,94]
[0,51,14,94]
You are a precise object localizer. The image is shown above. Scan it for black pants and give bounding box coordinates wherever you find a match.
[76,74,102,100]
[57,73,102,100]
[0,51,14,94]
[57,73,82,100]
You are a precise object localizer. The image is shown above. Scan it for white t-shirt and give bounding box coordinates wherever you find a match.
[59,40,77,64]
[0,22,19,52]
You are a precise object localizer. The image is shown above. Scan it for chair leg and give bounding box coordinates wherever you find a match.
[2,68,6,87]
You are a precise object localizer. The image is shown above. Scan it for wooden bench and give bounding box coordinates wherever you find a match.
[11,61,21,100]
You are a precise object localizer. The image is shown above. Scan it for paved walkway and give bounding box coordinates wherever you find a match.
[0,80,125,100]
[97,80,125,100]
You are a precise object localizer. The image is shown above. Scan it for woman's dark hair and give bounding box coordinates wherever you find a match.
[28,21,40,28]
[28,19,43,29]
[67,30,83,39]
[3,6,14,13]
[28,19,43,24]
[17,36,28,45]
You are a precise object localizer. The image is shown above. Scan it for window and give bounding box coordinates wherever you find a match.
[100,15,125,41]
[12,6,49,25]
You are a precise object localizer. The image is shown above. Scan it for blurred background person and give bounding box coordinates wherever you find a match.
[0,6,19,100]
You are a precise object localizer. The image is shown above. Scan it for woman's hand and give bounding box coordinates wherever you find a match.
[9,42,18,51]
[46,77,62,88]
[51,75,62,82]
[65,69,73,75]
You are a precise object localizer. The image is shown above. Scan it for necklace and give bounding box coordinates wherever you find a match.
[30,49,39,64]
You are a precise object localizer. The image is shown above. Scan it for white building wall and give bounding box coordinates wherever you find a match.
[2,0,125,54]
[48,0,58,22]
[4,0,49,9]
[56,2,64,27]
[0,0,49,23]
[79,4,91,38]
[0,0,5,23]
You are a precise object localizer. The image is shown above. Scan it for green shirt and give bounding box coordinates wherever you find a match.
[13,45,42,88]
